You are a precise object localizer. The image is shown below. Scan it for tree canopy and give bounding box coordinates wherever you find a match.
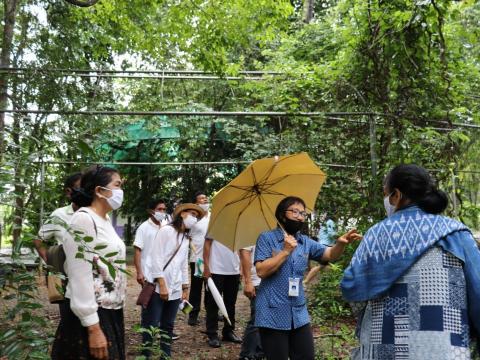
[0,0,479,245]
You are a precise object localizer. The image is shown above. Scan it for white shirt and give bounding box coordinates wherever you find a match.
[242,246,261,287]
[209,240,240,275]
[38,204,75,245]
[133,218,162,279]
[63,207,127,327]
[189,213,210,263]
[149,225,189,300]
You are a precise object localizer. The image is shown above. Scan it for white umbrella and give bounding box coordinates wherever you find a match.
[207,277,232,326]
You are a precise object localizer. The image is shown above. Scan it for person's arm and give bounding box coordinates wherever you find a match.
[303,265,322,286]
[182,241,189,300]
[256,233,296,279]
[133,247,144,286]
[321,229,362,262]
[33,239,48,262]
[203,237,213,279]
[36,221,59,262]
[239,248,255,298]
[132,226,145,286]
[150,229,171,301]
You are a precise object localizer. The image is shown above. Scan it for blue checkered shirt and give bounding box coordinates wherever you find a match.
[254,227,326,330]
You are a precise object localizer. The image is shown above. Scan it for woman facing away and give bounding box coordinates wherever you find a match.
[342,164,480,360]
[52,165,127,360]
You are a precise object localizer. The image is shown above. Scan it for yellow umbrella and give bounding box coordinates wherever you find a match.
[207,152,326,251]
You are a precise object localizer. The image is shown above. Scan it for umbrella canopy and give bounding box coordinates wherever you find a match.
[207,152,326,251]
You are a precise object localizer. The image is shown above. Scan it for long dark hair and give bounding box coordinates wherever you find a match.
[64,172,82,190]
[385,164,448,214]
[72,165,119,207]
[275,196,306,225]
[170,214,185,234]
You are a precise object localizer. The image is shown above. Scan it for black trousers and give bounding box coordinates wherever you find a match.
[259,323,315,360]
[204,273,240,338]
[239,287,263,358]
[188,262,204,320]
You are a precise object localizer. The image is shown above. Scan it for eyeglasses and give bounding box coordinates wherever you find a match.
[285,209,307,218]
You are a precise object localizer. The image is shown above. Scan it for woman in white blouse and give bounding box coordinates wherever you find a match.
[141,203,205,358]
[51,165,126,360]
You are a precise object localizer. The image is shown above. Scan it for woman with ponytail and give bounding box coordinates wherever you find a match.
[52,165,127,360]
[342,164,480,359]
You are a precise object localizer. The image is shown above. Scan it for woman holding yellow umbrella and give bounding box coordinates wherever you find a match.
[254,196,361,360]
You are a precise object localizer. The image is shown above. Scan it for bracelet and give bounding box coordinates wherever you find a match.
[182,285,189,290]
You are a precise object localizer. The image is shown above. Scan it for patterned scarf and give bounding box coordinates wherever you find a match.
[341,205,468,302]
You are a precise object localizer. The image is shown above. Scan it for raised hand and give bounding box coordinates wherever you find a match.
[337,229,363,245]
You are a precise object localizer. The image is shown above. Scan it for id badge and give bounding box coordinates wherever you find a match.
[288,277,300,297]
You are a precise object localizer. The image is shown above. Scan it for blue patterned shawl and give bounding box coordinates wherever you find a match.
[341,205,468,302]
[342,205,480,349]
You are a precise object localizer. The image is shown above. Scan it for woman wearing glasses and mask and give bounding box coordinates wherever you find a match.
[254,196,362,360]
[342,164,480,359]
[142,203,206,359]
[52,165,126,360]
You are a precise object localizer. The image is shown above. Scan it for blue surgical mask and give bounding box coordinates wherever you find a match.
[154,211,167,222]
[383,193,396,217]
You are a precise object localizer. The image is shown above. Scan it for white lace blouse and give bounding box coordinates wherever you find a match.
[63,207,126,327]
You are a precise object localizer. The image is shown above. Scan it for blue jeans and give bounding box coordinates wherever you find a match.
[141,293,181,358]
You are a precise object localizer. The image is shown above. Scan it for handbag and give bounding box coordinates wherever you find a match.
[46,244,66,303]
[136,232,186,308]
[136,281,156,308]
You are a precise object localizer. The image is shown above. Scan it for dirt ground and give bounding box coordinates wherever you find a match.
[37,264,353,359]
[40,266,254,360]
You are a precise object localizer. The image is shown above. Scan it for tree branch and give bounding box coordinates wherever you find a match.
[64,0,99,7]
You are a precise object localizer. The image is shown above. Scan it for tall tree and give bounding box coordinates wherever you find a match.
[0,0,19,161]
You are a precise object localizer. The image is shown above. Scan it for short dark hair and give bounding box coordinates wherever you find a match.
[64,172,82,189]
[275,196,306,224]
[193,191,206,203]
[385,164,448,214]
[147,198,166,210]
[73,165,120,207]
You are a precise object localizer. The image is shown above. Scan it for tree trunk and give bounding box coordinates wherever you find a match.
[11,114,23,246]
[0,0,19,162]
[303,0,314,23]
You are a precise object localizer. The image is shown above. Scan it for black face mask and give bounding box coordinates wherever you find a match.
[283,218,304,235]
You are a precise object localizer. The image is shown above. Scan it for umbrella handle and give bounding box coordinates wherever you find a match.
[276,221,288,236]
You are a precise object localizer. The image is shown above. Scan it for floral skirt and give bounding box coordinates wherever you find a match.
[51,300,125,360]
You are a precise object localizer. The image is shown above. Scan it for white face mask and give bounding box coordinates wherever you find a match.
[154,211,167,222]
[99,187,124,210]
[198,203,209,212]
[383,193,396,217]
[183,214,198,229]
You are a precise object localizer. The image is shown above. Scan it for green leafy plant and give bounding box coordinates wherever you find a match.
[133,324,170,360]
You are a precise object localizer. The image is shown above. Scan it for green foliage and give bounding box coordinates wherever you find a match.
[133,324,170,360]
[1,0,480,356]
[308,263,356,359]
[0,241,53,359]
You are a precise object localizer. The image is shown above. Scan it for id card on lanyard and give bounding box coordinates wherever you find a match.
[288,277,300,297]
